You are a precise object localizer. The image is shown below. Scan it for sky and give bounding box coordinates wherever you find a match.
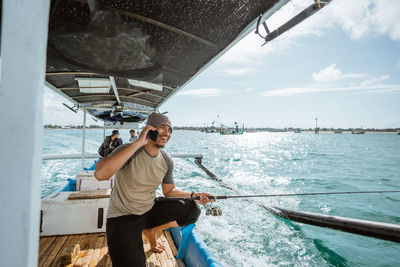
[43,0,400,129]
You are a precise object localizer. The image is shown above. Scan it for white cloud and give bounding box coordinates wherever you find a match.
[261,84,400,97]
[359,75,389,86]
[43,87,87,125]
[245,88,254,92]
[294,0,400,41]
[213,2,310,66]
[312,64,342,83]
[215,34,276,66]
[177,88,229,97]
[312,64,366,83]
[215,0,400,69]
[43,90,68,114]
[219,68,257,76]
[214,1,329,67]
[368,1,400,41]
[360,87,400,94]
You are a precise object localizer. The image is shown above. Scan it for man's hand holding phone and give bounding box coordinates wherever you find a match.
[146,130,159,142]
[136,125,157,146]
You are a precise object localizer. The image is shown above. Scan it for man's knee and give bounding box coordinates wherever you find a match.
[177,200,201,226]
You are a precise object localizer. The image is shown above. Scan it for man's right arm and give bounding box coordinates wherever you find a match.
[94,125,155,180]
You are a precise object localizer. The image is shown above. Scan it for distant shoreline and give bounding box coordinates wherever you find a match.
[44,125,400,133]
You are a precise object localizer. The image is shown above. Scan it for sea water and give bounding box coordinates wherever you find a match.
[41,129,400,266]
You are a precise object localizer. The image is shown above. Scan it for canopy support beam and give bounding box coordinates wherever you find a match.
[263,0,332,44]
[45,81,78,106]
[109,76,121,105]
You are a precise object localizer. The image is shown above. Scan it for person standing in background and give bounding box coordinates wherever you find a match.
[129,129,137,142]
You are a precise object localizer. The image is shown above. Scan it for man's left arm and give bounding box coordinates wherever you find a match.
[161,152,214,204]
[162,183,214,205]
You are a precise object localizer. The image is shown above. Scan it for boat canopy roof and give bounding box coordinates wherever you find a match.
[44,0,288,120]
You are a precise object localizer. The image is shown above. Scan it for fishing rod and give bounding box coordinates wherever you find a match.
[156,190,400,201]
[192,158,400,243]
[157,190,400,244]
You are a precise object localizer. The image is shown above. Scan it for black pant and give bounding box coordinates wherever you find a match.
[106,199,201,267]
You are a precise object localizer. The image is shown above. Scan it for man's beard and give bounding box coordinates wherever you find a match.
[153,143,165,148]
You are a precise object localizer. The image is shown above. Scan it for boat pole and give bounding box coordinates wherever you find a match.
[194,157,221,182]
[0,0,50,265]
[272,207,400,243]
[81,106,87,170]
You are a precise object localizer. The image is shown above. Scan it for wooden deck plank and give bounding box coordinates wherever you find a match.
[39,236,51,248]
[38,236,58,266]
[39,232,183,267]
[85,233,103,266]
[68,189,111,200]
[42,235,80,267]
[155,232,171,267]
[164,231,178,257]
[161,233,175,262]
[156,250,171,267]
[61,234,89,267]
[54,234,82,266]
[41,235,69,267]
[164,231,184,267]
[79,233,95,250]
[143,232,161,266]
[143,234,152,262]
[147,248,159,265]
[88,234,106,267]
[95,235,109,267]
[38,236,56,257]
[105,252,112,267]
[75,234,101,267]
[75,249,94,267]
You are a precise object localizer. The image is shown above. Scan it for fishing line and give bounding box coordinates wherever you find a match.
[156,190,400,201]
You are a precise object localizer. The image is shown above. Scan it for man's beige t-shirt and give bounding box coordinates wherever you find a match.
[106,144,174,218]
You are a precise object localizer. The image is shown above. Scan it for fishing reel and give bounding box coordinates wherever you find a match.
[204,203,222,217]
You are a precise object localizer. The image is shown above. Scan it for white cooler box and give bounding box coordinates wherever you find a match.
[40,191,109,236]
[76,170,114,191]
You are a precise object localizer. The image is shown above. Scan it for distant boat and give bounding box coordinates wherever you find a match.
[220,122,244,135]
[352,129,365,134]
[205,128,217,133]
[294,128,301,133]
[334,129,342,133]
[220,129,244,135]
[315,127,320,134]
[397,131,400,135]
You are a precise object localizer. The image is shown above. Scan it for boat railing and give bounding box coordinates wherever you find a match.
[42,153,204,160]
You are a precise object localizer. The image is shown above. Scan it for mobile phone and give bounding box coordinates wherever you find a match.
[147,130,159,142]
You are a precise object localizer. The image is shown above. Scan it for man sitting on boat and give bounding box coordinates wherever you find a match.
[94,113,214,266]
[98,129,123,157]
